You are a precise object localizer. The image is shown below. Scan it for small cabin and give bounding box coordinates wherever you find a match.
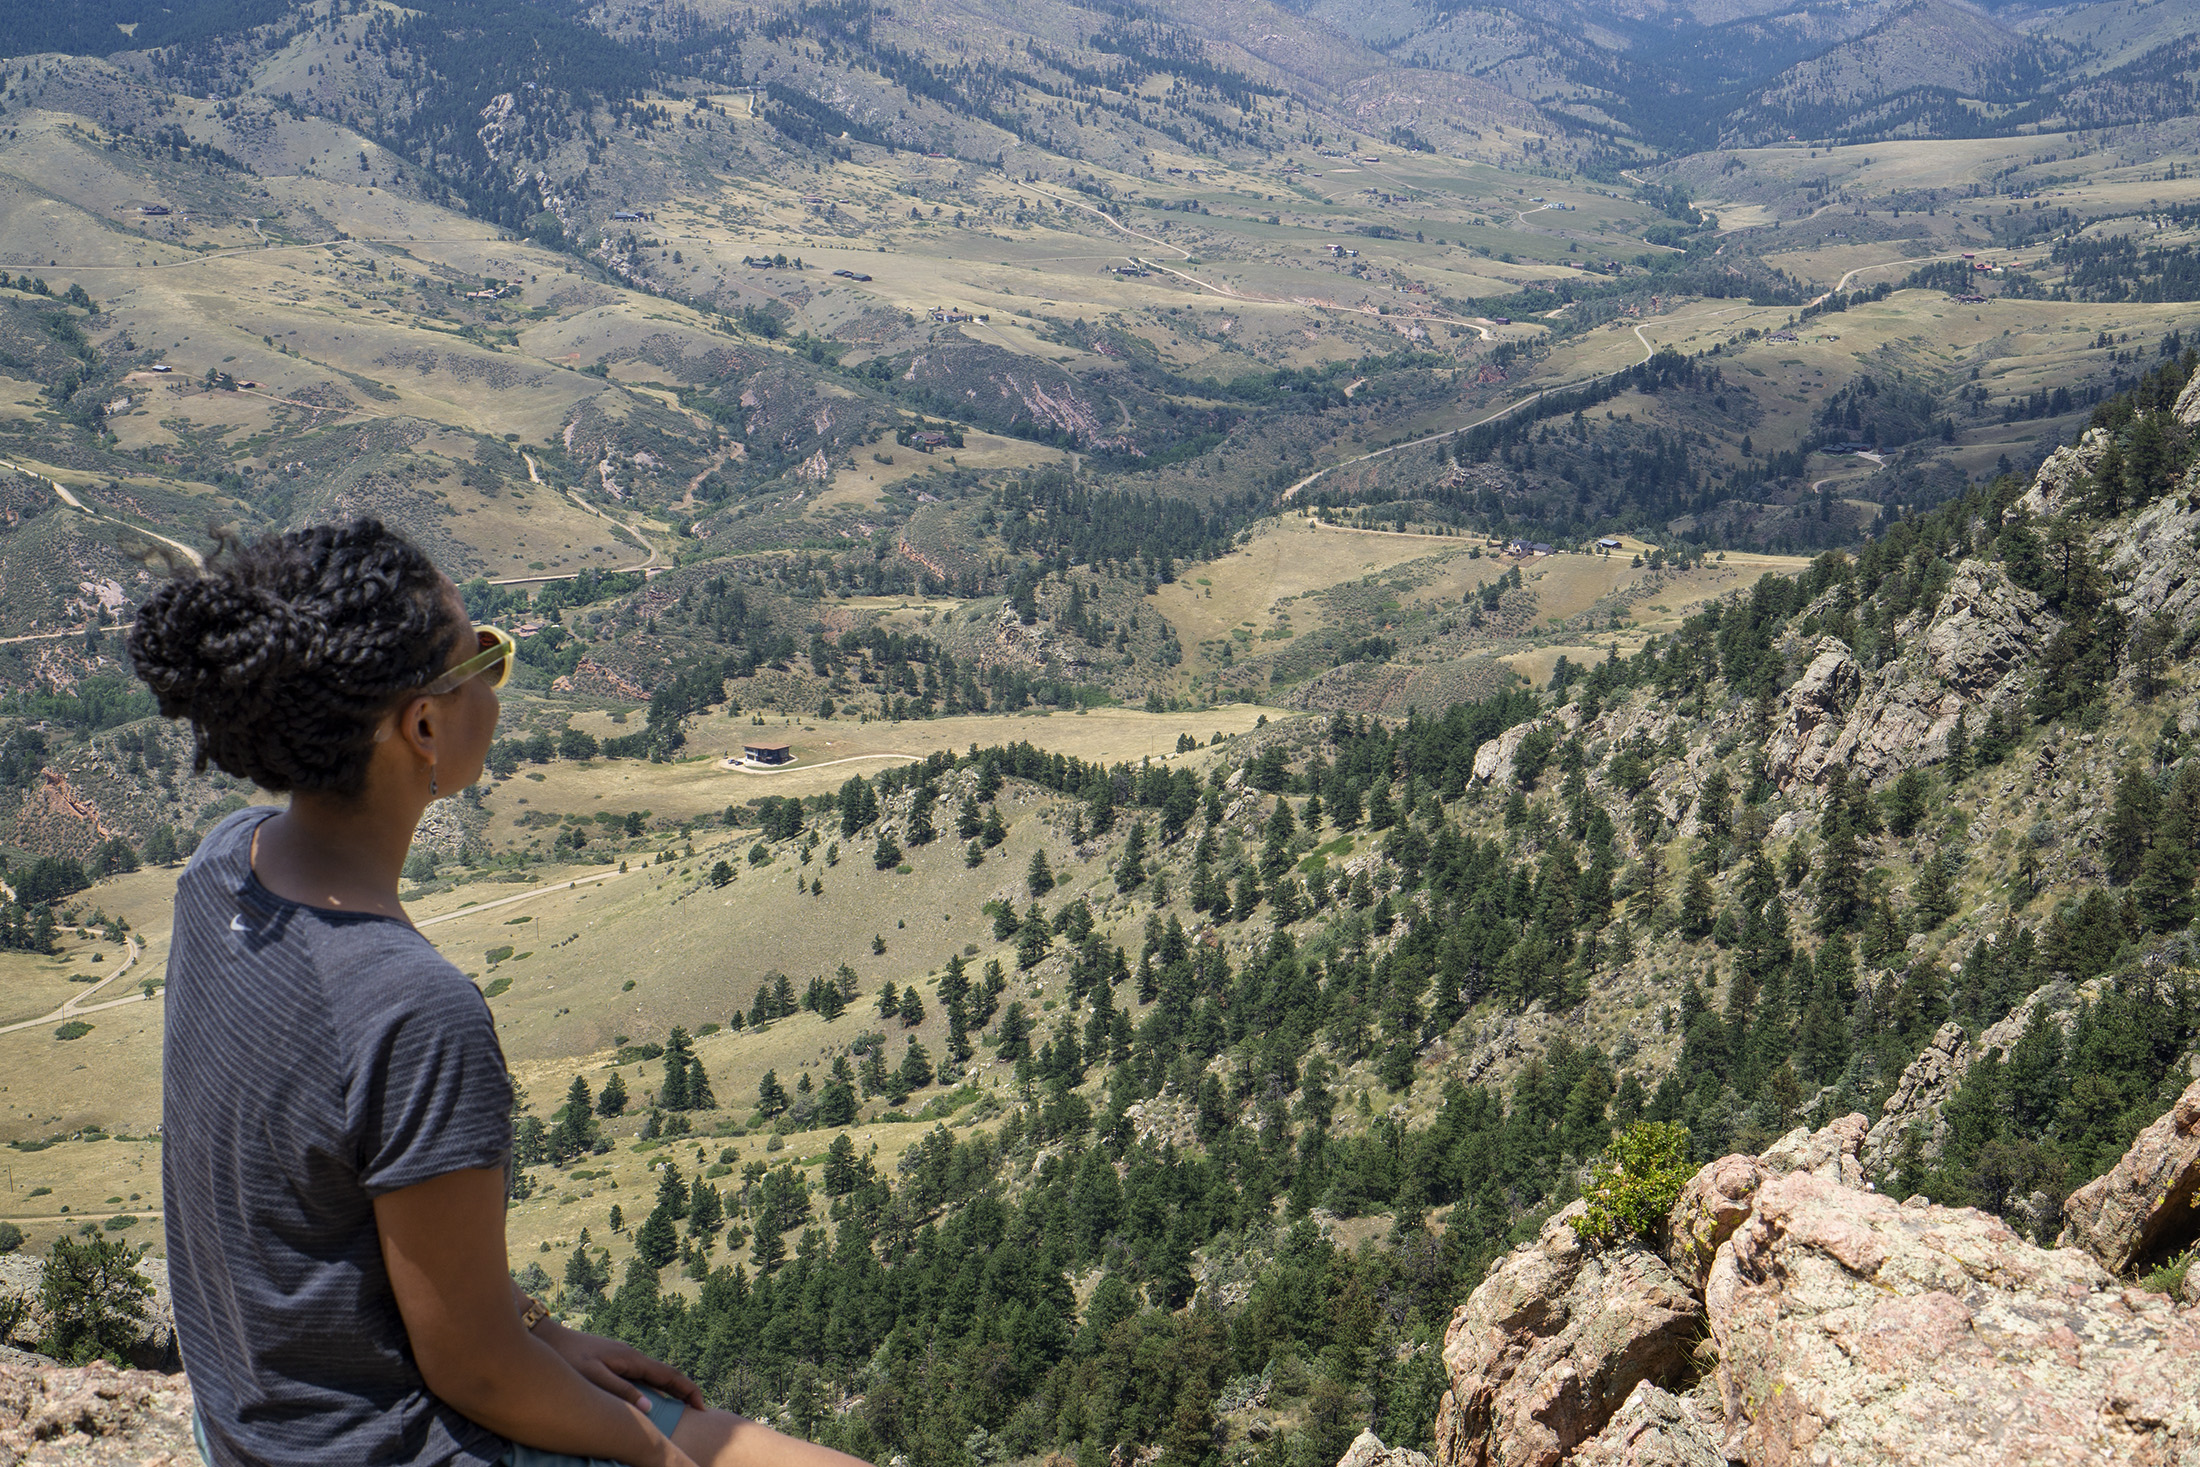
[1597,537,1623,550]
[744,741,792,765]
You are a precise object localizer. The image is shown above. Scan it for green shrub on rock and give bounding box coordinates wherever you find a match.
[1572,1121,1694,1247]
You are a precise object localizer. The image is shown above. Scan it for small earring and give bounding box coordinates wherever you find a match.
[429,766,439,799]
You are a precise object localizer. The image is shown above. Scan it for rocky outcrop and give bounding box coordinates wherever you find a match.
[1564,1384,1722,1467]
[2177,368,2200,426]
[1861,1020,1970,1175]
[2105,491,2200,644]
[1708,1170,2195,1465]
[2060,1078,2200,1275]
[0,1359,196,1464]
[1432,1201,1702,1467]
[1470,722,1545,789]
[1759,637,1858,789]
[1769,563,2053,790]
[1432,1100,2200,1467]
[1337,1428,1438,1467]
[1666,1114,1868,1292]
[2015,428,2109,520]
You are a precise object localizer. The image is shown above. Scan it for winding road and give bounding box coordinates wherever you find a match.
[0,934,144,1038]
[1281,321,1662,502]
[414,866,635,929]
[0,457,204,582]
[486,486,662,588]
[717,751,921,775]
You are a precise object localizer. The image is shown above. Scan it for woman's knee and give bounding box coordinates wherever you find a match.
[667,1405,750,1466]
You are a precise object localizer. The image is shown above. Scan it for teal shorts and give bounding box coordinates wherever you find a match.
[193,1389,687,1466]
[502,1388,688,1466]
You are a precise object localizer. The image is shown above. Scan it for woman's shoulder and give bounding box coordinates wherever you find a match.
[179,805,278,885]
[324,918,480,1008]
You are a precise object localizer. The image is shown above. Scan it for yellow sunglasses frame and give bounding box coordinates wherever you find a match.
[421,625,517,696]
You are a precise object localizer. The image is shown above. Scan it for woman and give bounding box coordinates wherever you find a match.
[131,520,865,1467]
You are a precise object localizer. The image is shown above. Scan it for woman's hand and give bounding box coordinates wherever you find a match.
[377,1167,698,1467]
[540,1322,706,1412]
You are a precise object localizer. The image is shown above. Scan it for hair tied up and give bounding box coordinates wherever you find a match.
[124,518,457,796]
[132,577,323,721]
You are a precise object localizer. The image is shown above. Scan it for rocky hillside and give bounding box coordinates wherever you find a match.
[1419,1076,2200,1466]
[11,1080,2199,1464]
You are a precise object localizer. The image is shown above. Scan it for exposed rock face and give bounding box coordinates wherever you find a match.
[1432,1200,1702,1467]
[2061,1078,2200,1275]
[1708,1171,2196,1466]
[2106,491,2200,645]
[1861,1020,1970,1175]
[2016,429,2109,520]
[1337,1428,1438,1467]
[1432,1105,2200,1467]
[2177,369,2200,426]
[1471,722,1546,789]
[1768,565,2053,790]
[1666,1115,1868,1292]
[1759,638,1858,789]
[0,1359,197,1464]
[1564,1384,1722,1467]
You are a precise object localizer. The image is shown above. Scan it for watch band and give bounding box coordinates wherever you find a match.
[520,1295,550,1332]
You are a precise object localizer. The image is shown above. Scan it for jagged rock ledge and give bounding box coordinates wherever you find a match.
[1412,1077,2200,1467]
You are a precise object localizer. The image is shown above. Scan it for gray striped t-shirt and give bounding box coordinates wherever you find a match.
[163,807,514,1466]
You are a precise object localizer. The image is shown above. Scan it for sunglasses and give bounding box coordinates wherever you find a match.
[421,625,517,696]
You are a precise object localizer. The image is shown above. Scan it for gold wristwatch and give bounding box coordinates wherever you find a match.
[519,1295,550,1332]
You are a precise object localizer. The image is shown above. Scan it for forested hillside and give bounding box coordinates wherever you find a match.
[427,355,2200,1467]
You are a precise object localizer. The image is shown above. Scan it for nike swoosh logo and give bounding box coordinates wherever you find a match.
[231,915,250,933]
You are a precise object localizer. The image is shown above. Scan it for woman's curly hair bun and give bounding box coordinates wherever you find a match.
[126,519,461,796]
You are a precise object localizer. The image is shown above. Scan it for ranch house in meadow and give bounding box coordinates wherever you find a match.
[744,740,793,765]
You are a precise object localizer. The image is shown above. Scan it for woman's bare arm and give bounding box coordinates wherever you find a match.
[374,1166,694,1467]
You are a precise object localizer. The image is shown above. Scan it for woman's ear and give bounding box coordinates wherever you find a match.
[394,692,442,765]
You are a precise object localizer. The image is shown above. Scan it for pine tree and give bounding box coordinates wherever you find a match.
[1117,819,1149,892]
[2105,763,2161,885]
[2135,788,2198,930]
[897,985,926,1027]
[956,794,982,840]
[839,775,880,836]
[635,1166,683,1268]
[1945,710,1971,782]
[1912,848,1961,930]
[1680,867,1718,940]
[818,1056,858,1126]
[1027,848,1056,899]
[1017,909,1053,970]
[1860,896,1906,967]
[687,1180,723,1238]
[551,1075,595,1162]
[658,1033,691,1111]
[756,1069,789,1118]
[898,1037,935,1091]
[596,1070,628,1117]
[1816,769,1864,935]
